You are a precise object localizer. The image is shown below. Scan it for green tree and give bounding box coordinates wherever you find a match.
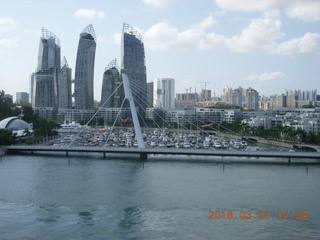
[0,90,15,120]
[0,129,14,146]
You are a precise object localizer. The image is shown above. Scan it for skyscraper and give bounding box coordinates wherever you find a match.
[74,24,96,110]
[245,88,259,110]
[153,78,175,109]
[147,82,154,107]
[34,28,61,108]
[101,59,122,108]
[16,92,29,105]
[58,57,72,109]
[121,23,147,119]
[30,73,35,107]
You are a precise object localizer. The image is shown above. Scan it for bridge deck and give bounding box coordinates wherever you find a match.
[5,145,320,163]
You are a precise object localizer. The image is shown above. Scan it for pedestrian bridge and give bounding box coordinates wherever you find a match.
[6,145,320,164]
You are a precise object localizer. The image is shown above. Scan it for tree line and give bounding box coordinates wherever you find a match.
[0,90,59,145]
[218,121,320,145]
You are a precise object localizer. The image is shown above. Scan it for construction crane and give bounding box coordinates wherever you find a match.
[199,82,211,90]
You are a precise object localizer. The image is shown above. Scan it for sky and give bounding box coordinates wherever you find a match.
[0,0,319,101]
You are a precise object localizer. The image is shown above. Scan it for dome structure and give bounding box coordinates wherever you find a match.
[0,117,33,137]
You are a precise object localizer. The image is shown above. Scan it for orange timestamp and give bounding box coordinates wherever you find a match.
[208,210,307,220]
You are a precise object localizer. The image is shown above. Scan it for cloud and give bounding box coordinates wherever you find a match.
[245,71,285,82]
[227,17,284,52]
[213,0,320,22]
[74,9,105,19]
[270,32,320,55]
[144,21,179,49]
[214,0,276,12]
[285,1,320,22]
[144,15,217,50]
[0,18,17,33]
[202,15,320,55]
[0,37,19,48]
[143,0,175,8]
[143,14,319,55]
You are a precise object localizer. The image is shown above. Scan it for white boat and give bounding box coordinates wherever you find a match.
[232,141,241,149]
[57,122,83,136]
[183,142,191,148]
[126,140,132,147]
[213,140,222,149]
[150,140,157,148]
[222,140,230,149]
[203,140,210,149]
[240,141,248,149]
[153,128,160,135]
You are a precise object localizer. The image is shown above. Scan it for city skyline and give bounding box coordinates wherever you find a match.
[0,0,319,101]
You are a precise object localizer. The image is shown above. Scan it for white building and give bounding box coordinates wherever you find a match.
[153,78,175,109]
[242,110,320,135]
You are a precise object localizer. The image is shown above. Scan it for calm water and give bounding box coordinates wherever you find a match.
[0,154,319,240]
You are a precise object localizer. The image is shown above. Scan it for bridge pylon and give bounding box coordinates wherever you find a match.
[122,74,147,159]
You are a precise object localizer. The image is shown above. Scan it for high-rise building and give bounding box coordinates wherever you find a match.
[16,92,29,105]
[153,78,175,109]
[199,89,212,101]
[245,88,259,110]
[175,92,198,108]
[74,24,97,110]
[58,57,72,109]
[230,87,243,107]
[101,59,122,108]
[30,73,35,107]
[223,86,259,110]
[147,82,154,107]
[121,22,147,119]
[285,89,318,108]
[34,28,61,108]
[176,92,198,101]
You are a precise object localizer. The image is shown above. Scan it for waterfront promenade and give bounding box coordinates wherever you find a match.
[5,145,320,163]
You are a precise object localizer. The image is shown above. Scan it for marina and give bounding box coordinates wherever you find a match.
[6,121,320,163]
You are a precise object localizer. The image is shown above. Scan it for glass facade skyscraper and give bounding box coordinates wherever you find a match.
[101,59,123,108]
[34,28,61,108]
[58,56,72,109]
[74,24,96,110]
[121,23,147,119]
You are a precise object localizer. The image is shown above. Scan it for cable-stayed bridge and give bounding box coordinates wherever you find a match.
[6,74,320,163]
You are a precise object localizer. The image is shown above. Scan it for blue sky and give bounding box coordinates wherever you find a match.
[0,0,319,101]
